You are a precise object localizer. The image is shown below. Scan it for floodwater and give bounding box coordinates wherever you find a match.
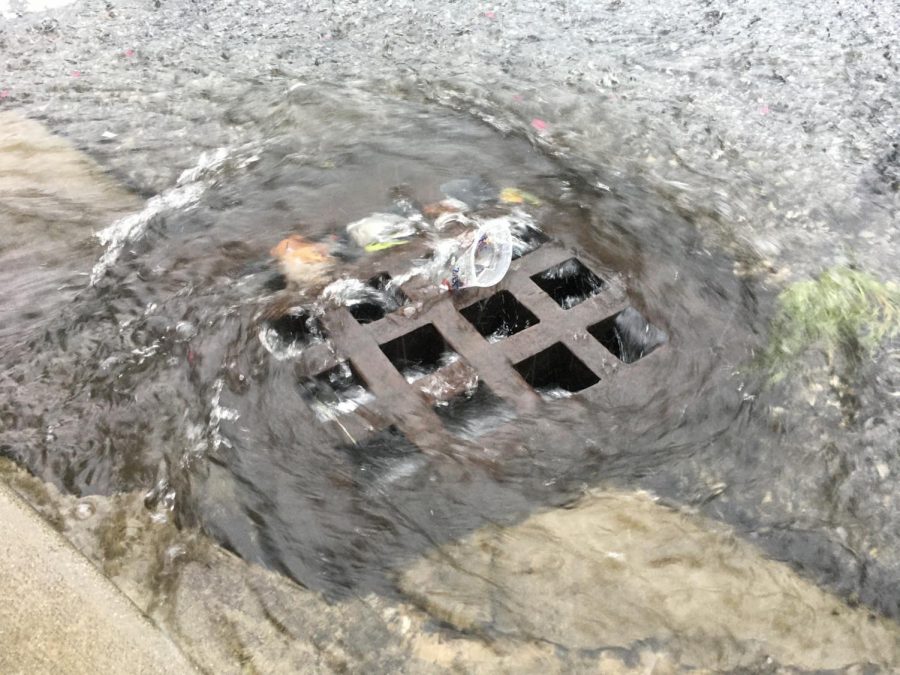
[5,87,757,591]
[1,0,899,670]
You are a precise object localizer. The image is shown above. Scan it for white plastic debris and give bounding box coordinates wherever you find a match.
[455,219,513,288]
[345,213,417,248]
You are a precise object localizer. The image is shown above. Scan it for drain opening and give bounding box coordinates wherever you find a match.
[460,290,539,342]
[262,308,324,352]
[588,307,668,363]
[380,323,459,382]
[434,382,516,440]
[347,273,409,325]
[300,361,373,421]
[531,258,605,309]
[513,342,599,398]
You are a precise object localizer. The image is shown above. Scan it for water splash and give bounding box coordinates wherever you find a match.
[90,148,231,284]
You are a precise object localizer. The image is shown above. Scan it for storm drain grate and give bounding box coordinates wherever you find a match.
[286,241,668,454]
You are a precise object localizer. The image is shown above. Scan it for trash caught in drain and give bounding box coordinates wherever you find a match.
[257,178,668,454]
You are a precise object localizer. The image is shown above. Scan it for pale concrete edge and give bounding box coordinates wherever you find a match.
[0,478,204,674]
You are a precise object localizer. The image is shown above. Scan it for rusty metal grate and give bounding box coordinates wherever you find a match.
[289,242,668,452]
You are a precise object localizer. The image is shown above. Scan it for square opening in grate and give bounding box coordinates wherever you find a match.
[513,342,599,397]
[299,361,373,421]
[347,272,409,325]
[434,382,516,441]
[588,306,668,363]
[460,290,539,342]
[531,258,605,309]
[262,308,324,352]
[380,323,459,382]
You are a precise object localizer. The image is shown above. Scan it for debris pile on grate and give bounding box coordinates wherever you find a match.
[262,178,668,453]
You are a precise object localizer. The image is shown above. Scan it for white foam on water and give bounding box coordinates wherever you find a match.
[208,378,240,451]
[90,148,230,284]
[369,456,427,492]
[311,387,374,423]
[536,386,574,401]
[1,0,76,18]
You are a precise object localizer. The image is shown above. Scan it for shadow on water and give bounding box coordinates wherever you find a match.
[3,83,896,623]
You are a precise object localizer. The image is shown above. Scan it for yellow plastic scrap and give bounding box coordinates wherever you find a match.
[364,240,410,253]
[500,187,541,206]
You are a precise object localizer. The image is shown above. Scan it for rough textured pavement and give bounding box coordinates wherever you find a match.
[0,482,197,675]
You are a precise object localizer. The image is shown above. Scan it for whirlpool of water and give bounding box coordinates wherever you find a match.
[1,0,899,670]
[2,84,754,588]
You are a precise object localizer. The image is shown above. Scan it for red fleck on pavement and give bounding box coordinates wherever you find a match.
[531,118,549,132]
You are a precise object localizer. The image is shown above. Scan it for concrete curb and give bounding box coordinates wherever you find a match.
[0,481,198,675]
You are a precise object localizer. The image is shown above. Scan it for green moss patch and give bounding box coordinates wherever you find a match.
[764,266,899,381]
